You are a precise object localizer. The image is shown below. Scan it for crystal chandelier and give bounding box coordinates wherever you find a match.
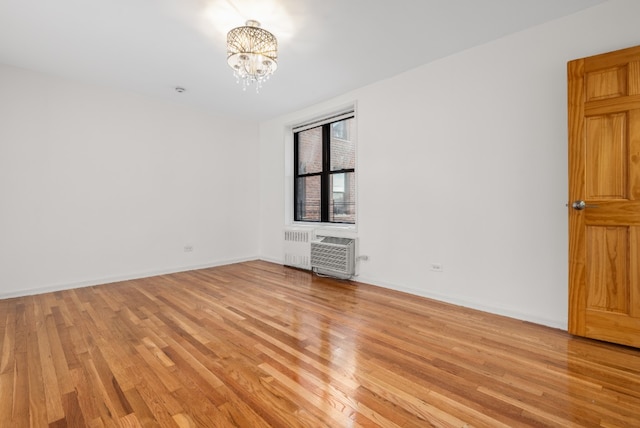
[226,20,278,92]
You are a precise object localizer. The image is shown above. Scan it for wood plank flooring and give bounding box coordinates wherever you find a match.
[1,260,639,427]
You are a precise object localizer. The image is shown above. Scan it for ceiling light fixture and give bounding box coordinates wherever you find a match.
[226,20,278,92]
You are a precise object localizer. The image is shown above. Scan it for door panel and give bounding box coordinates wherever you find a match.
[585,226,629,313]
[586,66,627,101]
[568,45,640,347]
[585,113,626,199]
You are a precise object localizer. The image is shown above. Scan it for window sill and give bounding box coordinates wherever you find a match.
[291,221,357,234]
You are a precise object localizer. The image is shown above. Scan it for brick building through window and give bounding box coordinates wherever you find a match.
[294,114,355,224]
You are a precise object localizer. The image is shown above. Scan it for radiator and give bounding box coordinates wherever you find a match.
[311,236,356,279]
[283,227,315,270]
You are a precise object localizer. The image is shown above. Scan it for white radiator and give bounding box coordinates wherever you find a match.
[311,236,356,279]
[283,227,315,270]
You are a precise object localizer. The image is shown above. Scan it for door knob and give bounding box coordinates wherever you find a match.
[572,200,599,210]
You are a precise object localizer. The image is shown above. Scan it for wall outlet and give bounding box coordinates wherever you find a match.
[184,245,194,252]
[358,255,369,261]
[430,263,443,272]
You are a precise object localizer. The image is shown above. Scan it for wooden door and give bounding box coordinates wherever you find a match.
[568,45,640,348]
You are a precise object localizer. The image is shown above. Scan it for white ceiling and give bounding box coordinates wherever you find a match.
[0,0,606,120]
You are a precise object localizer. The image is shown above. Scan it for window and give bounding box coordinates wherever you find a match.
[294,115,355,224]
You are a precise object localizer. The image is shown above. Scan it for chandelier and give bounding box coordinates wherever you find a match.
[226,20,278,92]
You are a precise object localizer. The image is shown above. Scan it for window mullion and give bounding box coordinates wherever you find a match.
[293,132,300,221]
[321,124,330,222]
[329,168,354,175]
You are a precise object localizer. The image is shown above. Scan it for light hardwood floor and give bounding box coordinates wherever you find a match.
[1,260,639,427]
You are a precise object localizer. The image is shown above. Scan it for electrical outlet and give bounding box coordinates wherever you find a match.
[358,255,369,261]
[430,263,443,272]
[184,245,194,252]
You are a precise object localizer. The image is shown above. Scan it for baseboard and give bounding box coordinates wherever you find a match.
[355,274,567,330]
[8,256,566,331]
[0,256,259,299]
[256,257,566,329]
[258,255,284,265]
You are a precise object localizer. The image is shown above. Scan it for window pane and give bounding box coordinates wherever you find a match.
[296,176,321,222]
[297,127,323,174]
[329,172,355,223]
[330,118,355,171]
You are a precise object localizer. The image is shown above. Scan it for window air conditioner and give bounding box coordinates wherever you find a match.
[310,236,356,279]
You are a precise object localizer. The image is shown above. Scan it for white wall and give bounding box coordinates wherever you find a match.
[258,0,640,329]
[0,64,260,297]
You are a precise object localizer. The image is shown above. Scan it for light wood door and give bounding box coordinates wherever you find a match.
[568,45,640,348]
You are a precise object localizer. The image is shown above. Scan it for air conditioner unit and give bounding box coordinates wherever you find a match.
[283,227,315,270]
[311,236,356,279]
